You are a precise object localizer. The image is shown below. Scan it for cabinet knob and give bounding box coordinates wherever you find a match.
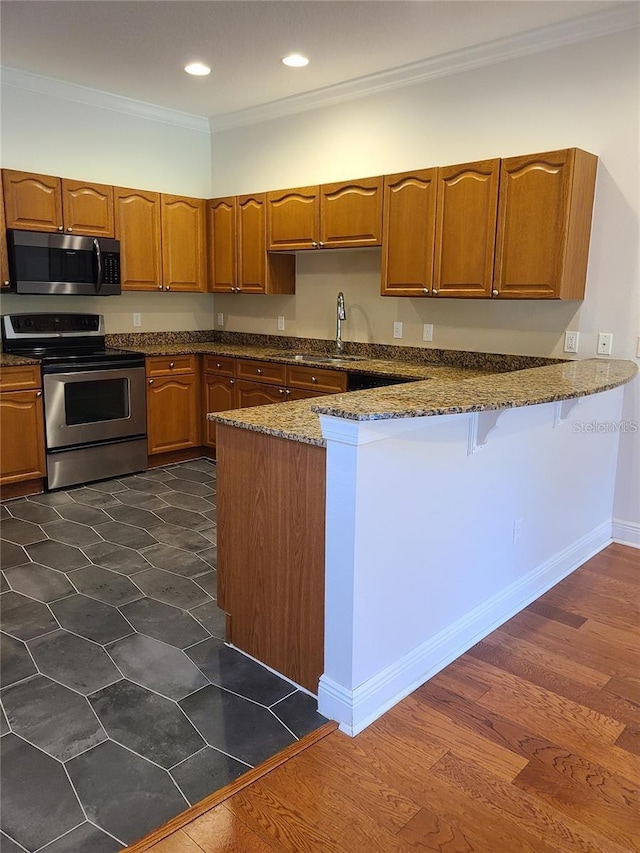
[67,227,73,233]
[169,362,175,369]
[285,389,291,396]
[492,289,499,297]
[311,241,318,248]
[57,226,63,231]
[157,283,163,290]
[36,391,42,397]
[166,285,171,291]
[279,388,285,395]
[148,379,154,385]
[422,288,429,296]
[256,368,262,375]
[216,362,221,368]
[3,280,9,287]
[432,289,438,296]
[229,379,235,385]
[318,241,325,248]
[311,376,317,383]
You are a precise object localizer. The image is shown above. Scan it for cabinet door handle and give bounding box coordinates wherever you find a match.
[148,379,154,385]
[492,289,499,297]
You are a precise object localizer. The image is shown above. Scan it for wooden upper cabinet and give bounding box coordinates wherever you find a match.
[433,159,500,298]
[267,186,319,250]
[320,177,383,248]
[238,193,295,294]
[381,169,438,296]
[494,148,598,299]
[3,170,63,232]
[61,179,114,236]
[161,194,207,292]
[208,196,237,292]
[115,187,163,291]
[0,182,10,288]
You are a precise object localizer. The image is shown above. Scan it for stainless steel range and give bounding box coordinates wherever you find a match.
[2,313,147,490]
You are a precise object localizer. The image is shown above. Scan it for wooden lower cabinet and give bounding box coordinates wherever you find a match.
[146,357,200,455]
[217,424,326,693]
[202,375,237,448]
[0,366,46,497]
[236,379,286,407]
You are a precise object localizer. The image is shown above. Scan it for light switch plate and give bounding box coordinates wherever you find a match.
[277,316,285,331]
[423,324,433,342]
[217,313,224,327]
[132,313,141,327]
[597,332,613,355]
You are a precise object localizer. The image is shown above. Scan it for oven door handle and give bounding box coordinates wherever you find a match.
[43,358,145,374]
[94,238,103,294]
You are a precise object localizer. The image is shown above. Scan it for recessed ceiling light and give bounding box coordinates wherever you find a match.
[282,53,309,68]
[184,62,211,76]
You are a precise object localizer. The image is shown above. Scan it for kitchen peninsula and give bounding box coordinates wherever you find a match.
[210,355,637,734]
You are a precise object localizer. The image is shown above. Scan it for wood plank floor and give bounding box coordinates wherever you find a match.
[134,543,640,853]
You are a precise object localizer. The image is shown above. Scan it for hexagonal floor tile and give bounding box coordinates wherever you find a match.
[0,541,29,570]
[132,568,210,610]
[148,523,211,553]
[68,487,122,509]
[24,539,89,572]
[179,685,295,766]
[0,632,37,687]
[42,519,103,547]
[0,517,45,545]
[141,544,211,579]
[107,634,208,700]
[0,733,85,851]
[65,740,187,846]
[50,595,133,645]
[119,598,209,649]
[89,679,205,768]
[2,675,107,761]
[33,821,122,853]
[119,475,172,495]
[5,500,60,523]
[160,492,215,513]
[153,507,212,531]
[3,562,75,602]
[70,565,144,606]
[83,541,152,576]
[55,502,112,526]
[0,592,59,640]
[115,490,169,511]
[162,479,214,497]
[28,629,121,694]
[170,747,247,806]
[169,467,213,484]
[93,521,157,550]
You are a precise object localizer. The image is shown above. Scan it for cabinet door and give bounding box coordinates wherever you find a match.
[433,159,500,298]
[115,187,163,291]
[3,170,63,232]
[147,374,199,454]
[321,177,383,248]
[208,197,237,292]
[236,380,286,407]
[61,179,115,236]
[494,148,597,299]
[266,186,319,250]
[381,169,438,296]
[161,195,207,292]
[0,390,46,484]
[237,193,265,293]
[203,375,237,448]
[0,182,10,289]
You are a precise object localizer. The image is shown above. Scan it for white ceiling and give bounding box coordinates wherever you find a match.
[0,0,636,128]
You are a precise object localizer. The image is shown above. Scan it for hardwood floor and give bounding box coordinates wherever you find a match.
[133,543,640,852]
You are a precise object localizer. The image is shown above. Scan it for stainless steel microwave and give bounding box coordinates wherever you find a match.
[6,229,121,295]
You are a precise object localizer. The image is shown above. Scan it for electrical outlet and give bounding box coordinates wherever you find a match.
[564,330,579,353]
[597,332,613,355]
[217,313,224,327]
[277,316,285,331]
[393,321,403,339]
[132,313,141,327]
[423,324,433,342]
[513,518,523,544]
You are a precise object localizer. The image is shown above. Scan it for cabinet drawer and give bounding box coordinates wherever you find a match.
[236,359,287,385]
[286,365,347,393]
[203,355,236,376]
[0,365,42,392]
[146,355,196,376]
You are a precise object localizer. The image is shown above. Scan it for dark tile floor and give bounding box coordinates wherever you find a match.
[0,459,327,852]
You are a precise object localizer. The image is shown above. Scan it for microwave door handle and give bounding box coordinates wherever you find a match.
[94,238,103,293]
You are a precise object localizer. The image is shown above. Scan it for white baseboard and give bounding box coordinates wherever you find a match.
[612,519,640,549]
[318,521,612,736]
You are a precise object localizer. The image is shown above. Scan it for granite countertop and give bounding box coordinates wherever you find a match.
[211,358,638,447]
[0,353,40,367]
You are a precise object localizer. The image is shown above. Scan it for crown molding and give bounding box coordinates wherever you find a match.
[0,67,210,133]
[210,3,639,132]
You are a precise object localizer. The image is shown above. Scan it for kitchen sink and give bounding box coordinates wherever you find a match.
[287,353,366,363]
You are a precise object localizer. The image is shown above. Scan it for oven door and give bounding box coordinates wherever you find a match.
[43,365,146,450]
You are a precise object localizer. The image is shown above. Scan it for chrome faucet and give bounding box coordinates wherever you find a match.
[335,292,346,355]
